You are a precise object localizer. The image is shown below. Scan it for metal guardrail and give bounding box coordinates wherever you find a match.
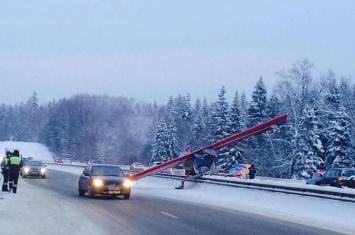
[47,163,355,203]
[130,170,355,203]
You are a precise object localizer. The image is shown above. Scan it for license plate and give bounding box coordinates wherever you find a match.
[108,190,121,194]
[108,186,120,190]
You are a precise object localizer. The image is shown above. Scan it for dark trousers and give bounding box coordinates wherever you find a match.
[1,168,9,191]
[9,168,20,193]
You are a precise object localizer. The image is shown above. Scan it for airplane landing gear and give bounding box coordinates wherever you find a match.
[175,168,192,189]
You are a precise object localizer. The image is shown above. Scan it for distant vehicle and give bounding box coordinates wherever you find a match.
[167,165,185,175]
[22,160,47,178]
[306,172,325,185]
[130,162,144,171]
[55,158,64,163]
[87,160,104,165]
[78,164,131,199]
[339,169,355,187]
[64,157,73,163]
[151,161,163,167]
[348,177,355,189]
[313,168,344,187]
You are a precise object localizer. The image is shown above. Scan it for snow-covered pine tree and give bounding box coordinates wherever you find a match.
[245,77,269,175]
[168,116,179,160]
[222,91,244,171]
[325,108,352,168]
[290,107,324,179]
[239,91,248,129]
[190,98,208,150]
[174,94,193,148]
[209,86,231,170]
[151,118,170,163]
[247,77,268,127]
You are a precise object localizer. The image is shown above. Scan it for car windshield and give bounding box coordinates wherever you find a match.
[91,166,124,176]
[342,170,355,177]
[26,161,43,167]
[173,166,183,169]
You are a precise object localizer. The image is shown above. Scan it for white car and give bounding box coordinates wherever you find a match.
[151,161,163,167]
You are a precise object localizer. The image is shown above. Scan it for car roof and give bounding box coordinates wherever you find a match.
[327,168,347,171]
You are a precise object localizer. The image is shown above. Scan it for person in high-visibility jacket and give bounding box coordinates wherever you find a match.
[1,151,12,191]
[8,150,22,193]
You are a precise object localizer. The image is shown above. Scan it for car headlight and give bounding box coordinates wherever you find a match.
[123,179,131,188]
[93,179,103,187]
[41,168,46,173]
[24,167,30,173]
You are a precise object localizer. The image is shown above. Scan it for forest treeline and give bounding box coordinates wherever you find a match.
[1,59,354,179]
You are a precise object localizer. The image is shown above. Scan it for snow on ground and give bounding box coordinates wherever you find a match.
[48,163,355,234]
[0,177,104,235]
[132,177,355,234]
[1,142,355,234]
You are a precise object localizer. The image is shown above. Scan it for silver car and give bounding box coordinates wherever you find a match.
[306,172,324,185]
[22,160,47,178]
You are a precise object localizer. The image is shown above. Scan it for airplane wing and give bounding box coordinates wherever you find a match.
[129,113,288,181]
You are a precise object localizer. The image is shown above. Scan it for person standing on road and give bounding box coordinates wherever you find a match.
[8,150,22,193]
[1,151,12,191]
[249,164,256,179]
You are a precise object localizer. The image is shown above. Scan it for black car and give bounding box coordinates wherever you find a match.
[348,177,355,189]
[314,168,344,188]
[339,169,355,187]
[22,160,47,178]
[78,164,131,199]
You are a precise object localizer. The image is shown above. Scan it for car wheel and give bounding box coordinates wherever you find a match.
[88,186,95,198]
[22,175,27,178]
[123,193,130,200]
[78,188,85,196]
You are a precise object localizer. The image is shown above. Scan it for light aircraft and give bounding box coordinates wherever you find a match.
[128,113,288,189]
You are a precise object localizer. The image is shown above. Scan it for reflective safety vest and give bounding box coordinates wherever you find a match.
[9,156,21,166]
[1,157,9,169]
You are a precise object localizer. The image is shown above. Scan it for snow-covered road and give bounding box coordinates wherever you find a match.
[45,164,355,234]
[1,141,355,234]
[1,163,355,234]
[0,176,104,234]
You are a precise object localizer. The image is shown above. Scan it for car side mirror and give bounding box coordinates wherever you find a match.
[44,164,47,167]
[84,172,90,176]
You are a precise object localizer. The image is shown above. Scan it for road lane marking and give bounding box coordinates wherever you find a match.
[160,212,179,219]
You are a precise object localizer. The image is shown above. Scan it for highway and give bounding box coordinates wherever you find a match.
[21,169,342,235]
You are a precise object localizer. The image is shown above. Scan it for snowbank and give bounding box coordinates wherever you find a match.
[132,177,355,234]
[0,141,53,161]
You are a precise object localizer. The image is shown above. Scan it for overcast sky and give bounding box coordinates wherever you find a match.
[1,1,354,105]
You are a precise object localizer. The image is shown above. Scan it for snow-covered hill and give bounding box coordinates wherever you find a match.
[0,141,53,161]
